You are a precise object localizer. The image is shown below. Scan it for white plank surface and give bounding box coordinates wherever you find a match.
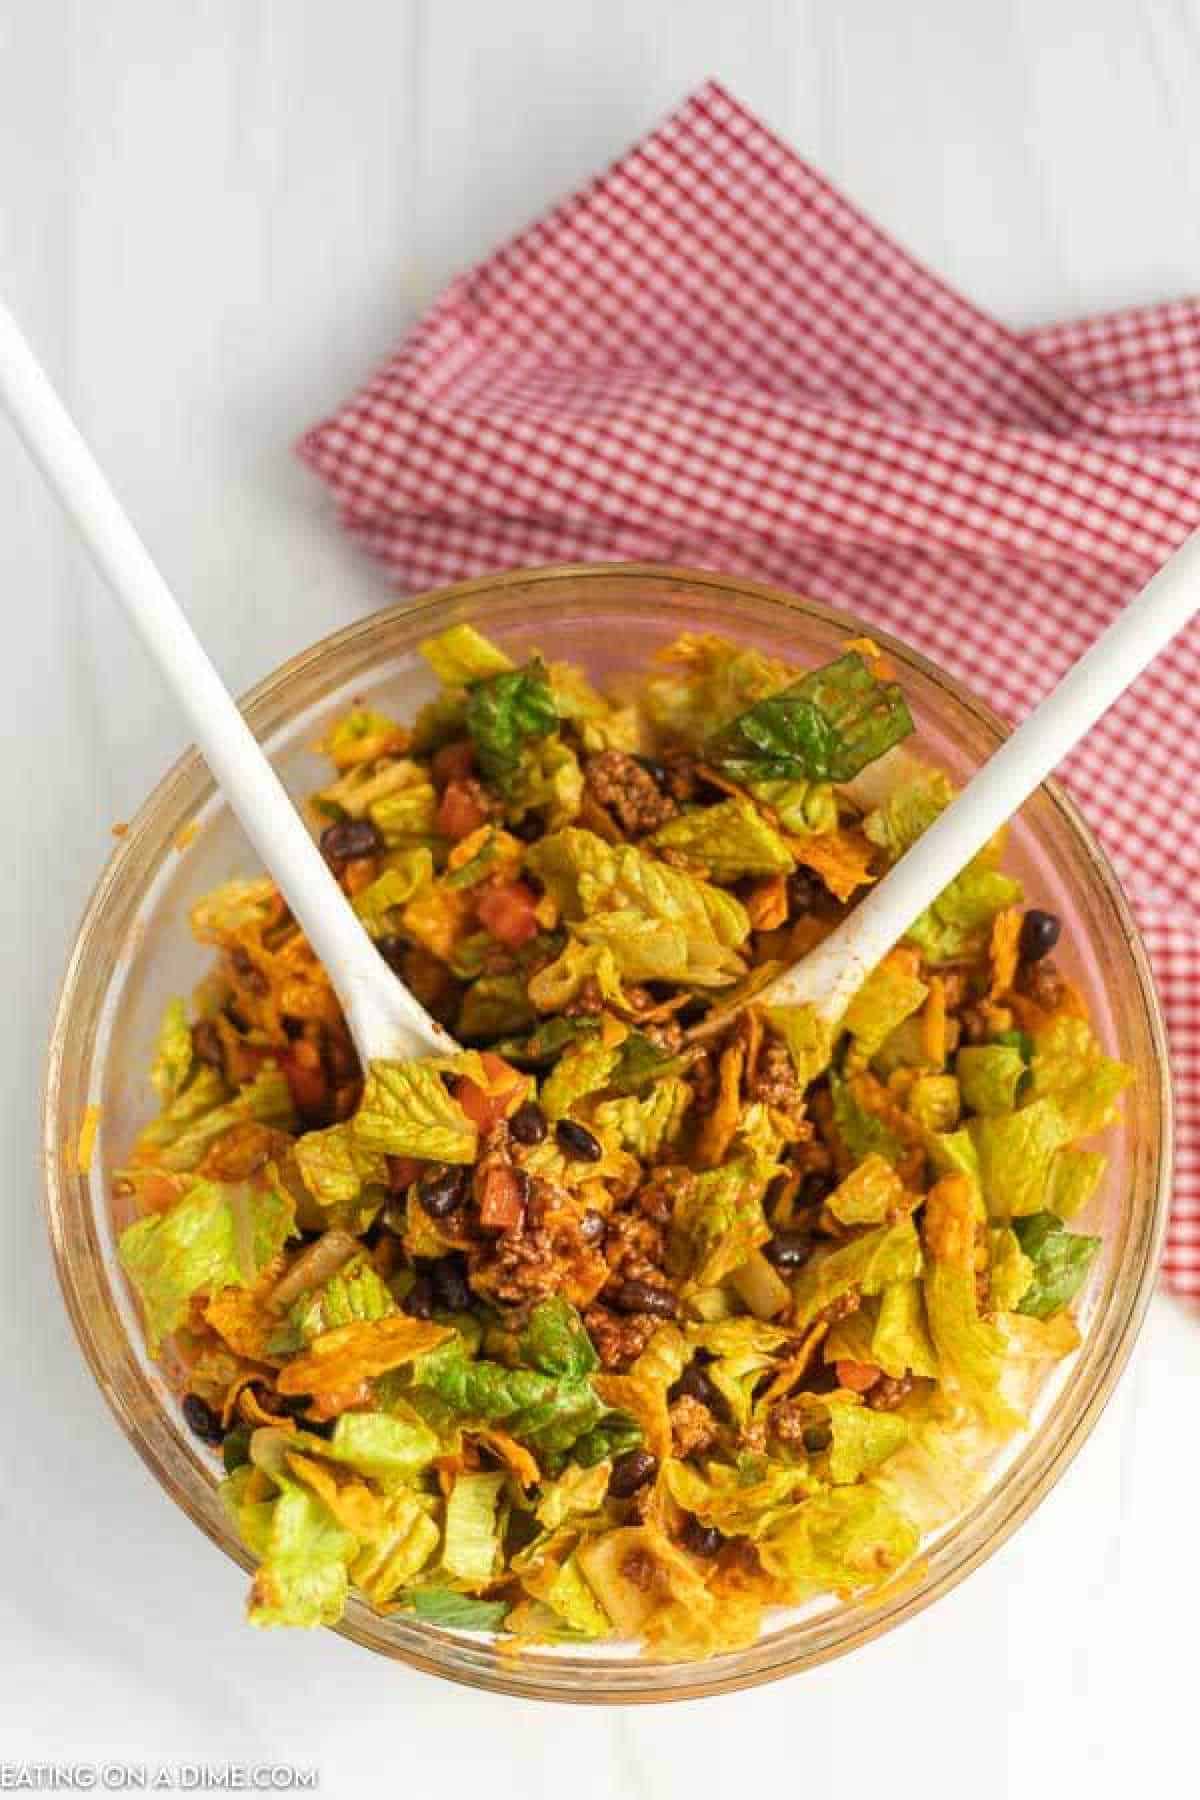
[2,2,1198,1791]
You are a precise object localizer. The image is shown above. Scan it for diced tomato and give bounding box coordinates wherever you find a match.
[835,1359,882,1394]
[279,1045,328,1116]
[455,1051,528,1132]
[437,778,489,841]
[476,879,540,949]
[478,1164,526,1232]
[431,739,477,789]
[385,1155,425,1193]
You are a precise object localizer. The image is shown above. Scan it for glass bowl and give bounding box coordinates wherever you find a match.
[42,563,1171,1702]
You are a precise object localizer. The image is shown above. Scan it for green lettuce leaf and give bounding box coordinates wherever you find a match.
[353,852,435,937]
[745,778,839,836]
[1027,1018,1133,1137]
[294,1122,388,1209]
[150,998,193,1105]
[650,798,793,881]
[686,1318,791,1427]
[314,757,427,823]
[525,828,749,986]
[906,1074,961,1134]
[863,765,955,860]
[922,1177,1020,1430]
[708,652,914,785]
[672,1154,774,1289]
[1045,1147,1107,1221]
[539,1039,622,1119]
[409,1337,635,1465]
[442,1471,506,1584]
[968,1096,1073,1219]
[137,1064,296,1172]
[546,660,639,754]
[519,1298,599,1380]
[536,1554,610,1639]
[419,623,514,686]
[987,1226,1035,1312]
[269,1255,395,1353]
[663,1456,812,1537]
[791,1219,924,1333]
[352,1060,477,1164]
[324,1410,440,1484]
[320,706,401,765]
[508,736,585,829]
[190,877,278,944]
[763,1005,836,1088]
[906,865,1023,964]
[368,780,440,850]
[644,633,792,747]
[830,1073,904,1167]
[592,1078,692,1159]
[399,1586,510,1632]
[119,1177,295,1351]
[757,1484,919,1598]
[872,1279,938,1379]
[824,1394,910,1483]
[241,1480,355,1629]
[1012,1212,1101,1319]
[465,660,558,796]
[843,961,929,1059]
[825,1153,905,1227]
[956,1044,1027,1116]
[350,1490,441,1604]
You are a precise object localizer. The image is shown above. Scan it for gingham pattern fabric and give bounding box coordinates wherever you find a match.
[300,81,1200,1294]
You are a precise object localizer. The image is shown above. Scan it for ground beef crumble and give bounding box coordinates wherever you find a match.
[669,1394,719,1457]
[584,750,677,836]
[583,1304,659,1370]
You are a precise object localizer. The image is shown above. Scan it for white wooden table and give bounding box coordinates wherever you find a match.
[2,4,1197,1792]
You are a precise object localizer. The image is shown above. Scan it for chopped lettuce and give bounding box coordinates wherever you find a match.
[1012,1213,1101,1319]
[352,853,435,937]
[351,1491,441,1604]
[843,959,928,1059]
[707,652,914,785]
[863,765,954,860]
[270,1255,395,1353]
[324,1410,439,1484]
[650,798,793,881]
[294,1122,388,1209]
[419,623,513,686]
[644,634,791,747]
[546,659,639,754]
[119,1177,294,1351]
[968,1096,1072,1219]
[757,1484,919,1599]
[922,1177,1020,1431]
[525,828,749,986]
[830,1072,904,1168]
[745,777,839,837]
[792,1219,924,1333]
[671,1154,774,1289]
[956,1044,1027,1116]
[763,1004,836,1088]
[824,1394,910,1483]
[457,972,538,1041]
[906,865,1023,964]
[1045,1147,1107,1222]
[987,1227,1035,1313]
[686,1318,792,1427]
[509,735,584,828]
[539,1039,622,1119]
[352,1060,477,1164]
[465,660,558,796]
[906,1073,961,1134]
[872,1279,938,1380]
[369,780,440,850]
[519,1298,600,1380]
[1028,1018,1133,1137]
[442,1471,506,1584]
[319,706,403,769]
[399,1587,510,1632]
[150,998,193,1106]
[190,877,277,945]
[238,1476,356,1629]
[138,1064,296,1172]
[592,1078,692,1159]
[825,1153,905,1227]
[315,757,427,823]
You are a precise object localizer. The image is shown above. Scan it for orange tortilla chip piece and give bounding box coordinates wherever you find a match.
[593,1372,673,1464]
[276,1315,451,1397]
[474,1428,540,1490]
[693,1041,745,1169]
[745,874,789,932]
[989,907,1023,999]
[789,830,876,903]
[922,976,947,1066]
[285,1450,385,1536]
[401,884,472,964]
[841,635,896,679]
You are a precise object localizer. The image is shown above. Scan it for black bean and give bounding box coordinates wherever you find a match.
[430,1253,471,1314]
[669,1360,722,1412]
[1019,908,1061,964]
[680,1515,723,1558]
[764,1228,812,1271]
[320,817,382,864]
[611,1278,678,1319]
[578,1208,607,1245]
[608,1448,658,1498]
[181,1393,224,1446]
[802,1422,833,1455]
[509,1100,548,1146]
[417,1164,468,1219]
[634,755,671,788]
[555,1118,603,1162]
[402,1273,435,1319]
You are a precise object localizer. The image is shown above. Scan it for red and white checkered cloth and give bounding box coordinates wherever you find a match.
[300,81,1200,1296]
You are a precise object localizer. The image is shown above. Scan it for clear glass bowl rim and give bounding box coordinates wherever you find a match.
[41,561,1173,1703]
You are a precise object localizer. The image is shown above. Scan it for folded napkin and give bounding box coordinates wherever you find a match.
[300,81,1200,1297]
